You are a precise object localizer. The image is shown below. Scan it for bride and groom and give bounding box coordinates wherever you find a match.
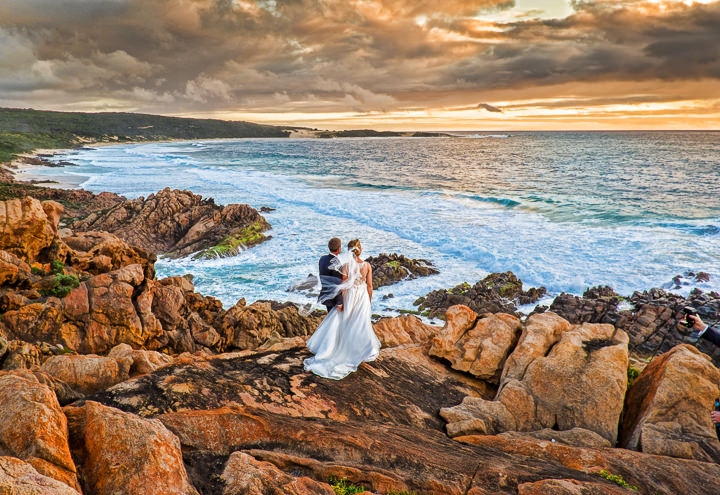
[304,237,381,380]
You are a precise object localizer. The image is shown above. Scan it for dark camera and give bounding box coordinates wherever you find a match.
[683,306,698,327]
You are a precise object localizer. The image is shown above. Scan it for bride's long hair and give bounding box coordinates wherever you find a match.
[348,239,361,256]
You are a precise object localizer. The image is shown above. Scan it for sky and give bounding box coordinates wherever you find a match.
[1,0,719,130]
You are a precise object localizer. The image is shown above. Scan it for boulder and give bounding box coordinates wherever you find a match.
[373,314,439,347]
[0,197,60,262]
[1,339,42,370]
[0,456,80,495]
[429,306,522,383]
[441,313,629,445]
[620,344,720,462]
[107,342,174,376]
[65,400,198,495]
[40,353,132,395]
[0,249,32,286]
[220,451,335,495]
[0,370,79,490]
[81,269,147,354]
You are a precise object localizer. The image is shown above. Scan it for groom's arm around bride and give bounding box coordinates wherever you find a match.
[318,237,344,312]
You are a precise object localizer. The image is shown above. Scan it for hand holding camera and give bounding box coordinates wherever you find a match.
[683,306,699,328]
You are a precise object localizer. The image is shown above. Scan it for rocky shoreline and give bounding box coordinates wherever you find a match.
[2,168,720,493]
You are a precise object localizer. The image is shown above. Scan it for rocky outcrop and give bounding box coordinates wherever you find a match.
[6,189,720,493]
[0,456,80,495]
[366,253,439,289]
[78,336,720,494]
[545,285,622,324]
[63,230,155,278]
[414,271,547,319]
[621,344,720,461]
[0,197,65,262]
[65,400,198,495]
[441,312,629,445]
[547,285,720,367]
[68,187,271,258]
[372,314,439,347]
[456,433,719,495]
[429,305,522,383]
[219,300,323,351]
[0,370,80,491]
[107,342,174,376]
[40,352,132,395]
[220,451,335,495]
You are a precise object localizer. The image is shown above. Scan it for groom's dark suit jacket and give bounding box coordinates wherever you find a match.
[319,253,344,310]
[700,325,720,346]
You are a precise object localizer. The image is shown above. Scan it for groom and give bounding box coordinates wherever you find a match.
[318,237,344,312]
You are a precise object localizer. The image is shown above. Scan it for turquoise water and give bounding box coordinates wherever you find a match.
[49,132,720,313]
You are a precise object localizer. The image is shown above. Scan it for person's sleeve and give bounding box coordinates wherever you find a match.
[699,325,720,346]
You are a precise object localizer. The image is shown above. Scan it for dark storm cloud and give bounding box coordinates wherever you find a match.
[0,0,718,115]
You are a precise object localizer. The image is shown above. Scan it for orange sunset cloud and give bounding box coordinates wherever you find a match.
[0,0,718,129]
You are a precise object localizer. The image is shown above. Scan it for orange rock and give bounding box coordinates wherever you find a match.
[0,249,31,285]
[442,315,629,445]
[373,314,439,347]
[0,197,58,262]
[620,344,720,461]
[108,343,173,376]
[517,478,630,494]
[0,456,80,495]
[221,451,335,495]
[158,407,273,455]
[429,306,522,382]
[0,370,80,491]
[42,200,64,236]
[40,353,132,395]
[66,400,198,495]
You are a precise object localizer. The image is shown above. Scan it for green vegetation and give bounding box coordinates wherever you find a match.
[31,266,45,276]
[328,476,366,495]
[194,220,270,259]
[0,131,73,163]
[385,261,401,269]
[627,367,640,389]
[0,107,291,164]
[598,470,639,491]
[51,259,65,275]
[44,274,80,298]
[449,282,471,295]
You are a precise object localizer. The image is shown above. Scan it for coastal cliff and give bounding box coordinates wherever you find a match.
[2,193,720,494]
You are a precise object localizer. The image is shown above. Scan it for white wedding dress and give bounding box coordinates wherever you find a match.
[304,257,381,380]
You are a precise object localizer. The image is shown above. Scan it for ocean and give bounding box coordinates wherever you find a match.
[41,131,720,317]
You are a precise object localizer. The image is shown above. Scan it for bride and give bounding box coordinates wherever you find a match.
[304,238,381,380]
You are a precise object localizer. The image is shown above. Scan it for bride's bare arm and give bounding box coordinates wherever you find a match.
[365,264,373,301]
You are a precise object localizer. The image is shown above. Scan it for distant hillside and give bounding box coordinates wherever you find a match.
[0,107,291,163]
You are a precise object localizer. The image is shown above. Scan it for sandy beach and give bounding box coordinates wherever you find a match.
[3,150,88,189]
